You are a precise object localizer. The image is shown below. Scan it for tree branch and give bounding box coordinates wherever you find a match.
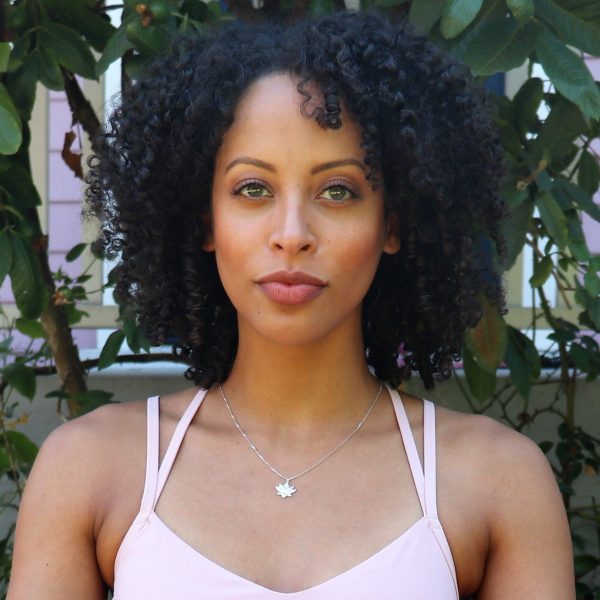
[61,68,102,148]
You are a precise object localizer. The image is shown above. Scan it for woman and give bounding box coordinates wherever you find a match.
[8,11,574,599]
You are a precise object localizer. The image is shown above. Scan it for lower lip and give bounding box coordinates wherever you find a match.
[259,282,325,305]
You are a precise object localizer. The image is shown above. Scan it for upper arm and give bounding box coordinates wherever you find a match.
[476,429,575,600]
[8,418,109,600]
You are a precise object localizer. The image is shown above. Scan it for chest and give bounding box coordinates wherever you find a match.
[99,410,486,597]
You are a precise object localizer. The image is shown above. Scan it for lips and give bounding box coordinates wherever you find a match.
[256,271,328,305]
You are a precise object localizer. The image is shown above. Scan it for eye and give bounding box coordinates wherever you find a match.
[233,181,272,198]
[319,183,358,203]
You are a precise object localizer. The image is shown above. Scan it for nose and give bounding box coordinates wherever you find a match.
[268,195,317,256]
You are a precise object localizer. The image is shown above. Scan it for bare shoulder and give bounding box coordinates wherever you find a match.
[38,399,147,468]
[435,406,557,505]
[32,386,198,503]
[434,405,574,599]
[9,388,200,599]
[8,400,149,599]
[25,399,149,516]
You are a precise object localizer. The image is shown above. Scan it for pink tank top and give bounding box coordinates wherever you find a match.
[113,386,459,599]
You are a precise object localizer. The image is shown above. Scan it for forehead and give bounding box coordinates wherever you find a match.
[215,73,365,170]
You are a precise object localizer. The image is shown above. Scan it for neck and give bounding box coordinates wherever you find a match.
[221,321,382,436]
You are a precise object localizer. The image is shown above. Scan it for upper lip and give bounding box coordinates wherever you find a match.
[256,271,328,286]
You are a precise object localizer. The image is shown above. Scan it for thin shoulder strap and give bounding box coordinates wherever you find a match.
[423,399,439,518]
[139,395,160,516]
[152,387,209,509]
[422,399,458,593]
[387,385,426,515]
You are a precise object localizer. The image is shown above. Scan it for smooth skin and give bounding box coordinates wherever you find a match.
[8,74,574,599]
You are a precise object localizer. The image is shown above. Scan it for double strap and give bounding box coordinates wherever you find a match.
[387,385,438,519]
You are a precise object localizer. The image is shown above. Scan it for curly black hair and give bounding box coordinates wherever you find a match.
[86,11,506,390]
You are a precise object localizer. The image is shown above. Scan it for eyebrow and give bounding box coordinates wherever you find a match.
[310,159,366,174]
[224,157,276,173]
[224,157,366,174]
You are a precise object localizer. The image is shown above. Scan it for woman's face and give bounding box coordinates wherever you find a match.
[208,73,399,347]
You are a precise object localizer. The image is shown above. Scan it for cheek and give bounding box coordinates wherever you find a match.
[337,222,386,270]
[325,228,385,305]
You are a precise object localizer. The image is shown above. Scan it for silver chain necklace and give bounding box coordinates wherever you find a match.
[219,381,383,499]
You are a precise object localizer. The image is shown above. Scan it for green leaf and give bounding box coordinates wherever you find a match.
[0,83,22,155]
[9,235,48,320]
[96,21,135,77]
[584,271,600,297]
[133,327,151,353]
[578,150,600,196]
[5,53,39,120]
[464,17,536,75]
[441,0,485,39]
[371,0,399,6]
[533,0,600,57]
[538,440,553,454]
[123,52,153,81]
[4,430,38,464]
[535,27,600,120]
[536,191,568,249]
[438,0,507,61]
[206,1,222,21]
[10,31,33,66]
[40,0,117,52]
[310,0,335,15]
[507,0,534,23]
[529,255,553,287]
[554,178,600,222]
[462,345,497,401]
[500,197,533,269]
[0,448,11,474]
[576,283,600,329]
[45,389,67,400]
[499,175,529,207]
[536,170,553,192]
[505,326,540,399]
[513,77,544,135]
[565,210,591,261]
[0,233,13,288]
[180,0,209,21]
[123,317,146,353]
[408,0,446,34]
[574,554,600,577]
[125,21,170,56]
[465,298,507,371]
[532,98,588,163]
[0,161,42,209]
[32,48,64,92]
[65,243,87,263]
[570,342,591,371]
[38,23,97,79]
[64,304,88,326]
[0,43,11,73]
[75,389,115,414]
[2,362,36,400]
[498,120,523,158]
[15,317,46,339]
[98,330,125,370]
